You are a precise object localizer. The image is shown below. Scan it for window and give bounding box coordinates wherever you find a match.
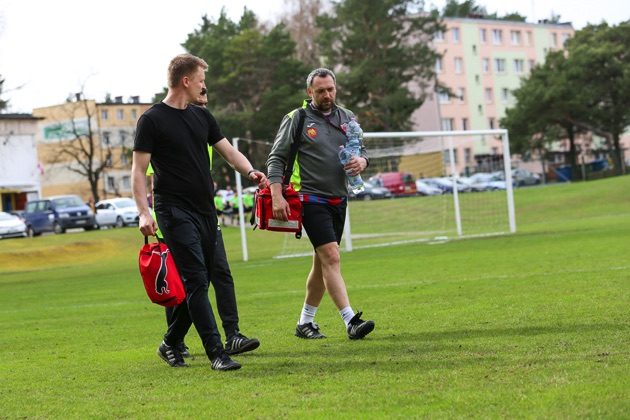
[510,30,522,45]
[528,59,536,71]
[552,32,558,47]
[456,88,466,102]
[454,57,463,74]
[438,91,450,103]
[513,59,524,74]
[131,109,137,120]
[101,110,108,120]
[435,57,443,73]
[475,74,480,84]
[452,27,460,43]
[501,88,510,102]
[482,58,490,73]
[443,149,458,164]
[494,58,506,73]
[107,176,116,191]
[526,31,533,45]
[441,118,454,131]
[119,130,127,146]
[102,131,110,145]
[121,176,131,190]
[478,105,483,115]
[116,109,124,120]
[491,147,499,155]
[492,29,503,45]
[489,118,495,129]
[434,30,444,41]
[462,118,468,131]
[480,28,487,43]
[472,44,477,54]
[121,153,129,166]
[464,147,472,163]
[485,88,493,103]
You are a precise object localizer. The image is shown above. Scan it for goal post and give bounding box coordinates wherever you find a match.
[232,129,516,261]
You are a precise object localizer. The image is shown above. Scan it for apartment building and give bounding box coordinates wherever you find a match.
[412,17,575,175]
[33,96,151,201]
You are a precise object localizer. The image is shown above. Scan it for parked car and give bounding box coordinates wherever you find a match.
[494,168,541,187]
[94,203,118,229]
[349,180,393,200]
[415,179,443,196]
[462,172,507,191]
[369,172,417,196]
[22,195,96,236]
[0,211,27,239]
[94,197,139,228]
[512,168,541,186]
[423,177,471,193]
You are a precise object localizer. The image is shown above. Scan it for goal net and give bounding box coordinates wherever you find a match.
[231,129,516,260]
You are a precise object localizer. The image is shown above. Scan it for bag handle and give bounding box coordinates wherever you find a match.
[144,235,165,245]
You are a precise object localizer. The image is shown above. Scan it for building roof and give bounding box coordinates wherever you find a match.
[0,113,42,120]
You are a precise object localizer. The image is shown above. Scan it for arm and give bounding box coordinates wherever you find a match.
[213,138,268,187]
[266,112,298,221]
[131,151,157,236]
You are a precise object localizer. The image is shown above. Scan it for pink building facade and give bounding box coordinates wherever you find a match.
[411,18,628,177]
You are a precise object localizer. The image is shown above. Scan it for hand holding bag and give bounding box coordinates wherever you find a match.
[254,184,302,237]
[138,236,186,307]
[252,108,305,239]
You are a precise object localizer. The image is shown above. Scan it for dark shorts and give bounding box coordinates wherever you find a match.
[302,202,347,249]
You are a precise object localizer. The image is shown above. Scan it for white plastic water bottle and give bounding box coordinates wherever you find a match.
[339,119,365,194]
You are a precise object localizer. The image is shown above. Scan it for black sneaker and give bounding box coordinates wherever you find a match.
[175,341,192,359]
[347,311,375,340]
[295,322,326,339]
[211,351,242,371]
[225,333,260,355]
[157,341,187,367]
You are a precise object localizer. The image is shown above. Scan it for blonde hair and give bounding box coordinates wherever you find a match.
[167,54,208,88]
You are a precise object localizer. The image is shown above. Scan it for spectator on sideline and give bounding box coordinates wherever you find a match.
[266,68,375,340]
[132,53,267,371]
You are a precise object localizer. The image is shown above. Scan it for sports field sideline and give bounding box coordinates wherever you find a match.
[0,176,628,418]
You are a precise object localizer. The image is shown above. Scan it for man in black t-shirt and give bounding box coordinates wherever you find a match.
[132,53,267,371]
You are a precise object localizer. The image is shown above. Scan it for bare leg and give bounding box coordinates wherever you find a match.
[310,242,350,310]
[304,251,326,307]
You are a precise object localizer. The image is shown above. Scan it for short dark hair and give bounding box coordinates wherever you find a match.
[167,54,208,88]
[306,68,336,88]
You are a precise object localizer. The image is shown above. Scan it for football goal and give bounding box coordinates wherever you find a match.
[230,129,515,261]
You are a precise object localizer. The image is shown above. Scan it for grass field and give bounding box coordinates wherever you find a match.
[1,176,629,418]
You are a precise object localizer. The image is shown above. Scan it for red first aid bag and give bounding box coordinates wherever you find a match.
[138,236,186,307]
[254,184,302,238]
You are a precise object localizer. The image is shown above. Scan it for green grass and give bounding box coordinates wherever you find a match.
[1,176,629,418]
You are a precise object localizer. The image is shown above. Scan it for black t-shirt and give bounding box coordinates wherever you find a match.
[133,102,224,215]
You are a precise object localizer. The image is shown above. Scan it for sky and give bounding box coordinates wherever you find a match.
[0,0,628,113]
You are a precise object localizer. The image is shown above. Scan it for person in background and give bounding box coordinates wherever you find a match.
[132,53,267,371]
[266,68,375,340]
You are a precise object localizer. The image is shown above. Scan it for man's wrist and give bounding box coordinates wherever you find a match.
[247,169,257,177]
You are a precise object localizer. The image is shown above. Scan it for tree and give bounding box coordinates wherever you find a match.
[43,93,112,202]
[501,51,590,180]
[181,9,309,186]
[317,0,444,131]
[281,0,327,68]
[0,76,8,112]
[441,0,486,18]
[440,1,525,21]
[566,22,630,175]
